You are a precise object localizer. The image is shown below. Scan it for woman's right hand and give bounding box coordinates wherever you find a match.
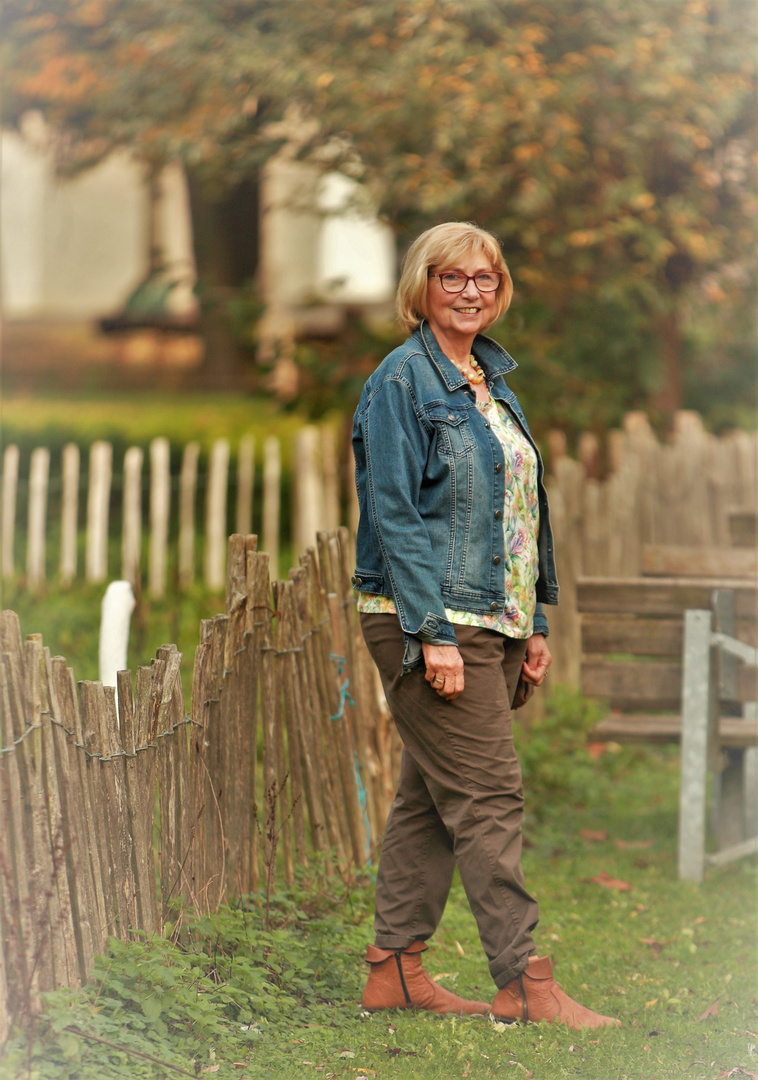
[422,642,464,701]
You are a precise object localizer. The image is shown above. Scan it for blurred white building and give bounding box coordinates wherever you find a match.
[0,113,395,326]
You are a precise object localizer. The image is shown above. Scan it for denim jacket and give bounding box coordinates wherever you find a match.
[352,321,559,673]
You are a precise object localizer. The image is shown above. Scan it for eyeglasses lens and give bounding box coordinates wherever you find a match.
[439,273,500,293]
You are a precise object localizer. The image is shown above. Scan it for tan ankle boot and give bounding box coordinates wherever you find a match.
[361,940,490,1015]
[492,956,620,1030]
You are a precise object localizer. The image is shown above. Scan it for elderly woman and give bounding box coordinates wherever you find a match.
[352,222,618,1030]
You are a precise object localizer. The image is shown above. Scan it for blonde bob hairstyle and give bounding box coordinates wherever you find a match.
[396,222,513,335]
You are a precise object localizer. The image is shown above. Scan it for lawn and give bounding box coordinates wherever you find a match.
[2,741,755,1080]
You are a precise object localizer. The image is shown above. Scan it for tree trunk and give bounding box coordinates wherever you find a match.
[652,306,683,416]
[186,173,260,391]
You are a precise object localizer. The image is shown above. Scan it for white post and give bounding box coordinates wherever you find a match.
[204,438,230,591]
[178,441,199,590]
[235,435,255,536]
[293,425,324,557]
[679,609,715,883]
[99,580,136,692]
[60,443,80,586]
[26,447,50,588]
[148,437,171,597]
[121,447,144,587]
[262,435,281,580]
[86,441,112,583]
[1,444,19,580]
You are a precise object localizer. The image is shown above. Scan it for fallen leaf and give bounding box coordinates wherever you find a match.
[432,972,457,981]
[203,1069,220,1075]
[645,998,658,1008]
[456,940,465,957]
[591,871,631,891]
[638,937,665,956]
[581,829,607,842]
[698,999,719,1021]
[694,916,708,924]
[339,1050,356,1058]
[587,742,608,759]
[613,838,654,849]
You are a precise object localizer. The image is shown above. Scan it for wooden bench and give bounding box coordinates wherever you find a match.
[578,576,758,880]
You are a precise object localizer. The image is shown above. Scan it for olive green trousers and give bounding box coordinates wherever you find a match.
[360,614,539,989]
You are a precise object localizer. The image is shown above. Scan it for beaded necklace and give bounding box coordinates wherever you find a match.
[451,354,486,385]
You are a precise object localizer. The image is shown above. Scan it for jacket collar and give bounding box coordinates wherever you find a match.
[414,321,518,390]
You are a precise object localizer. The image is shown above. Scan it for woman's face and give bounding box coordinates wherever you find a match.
[425,250,500,344]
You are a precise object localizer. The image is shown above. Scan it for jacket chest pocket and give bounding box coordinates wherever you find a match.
[427,406,476,458]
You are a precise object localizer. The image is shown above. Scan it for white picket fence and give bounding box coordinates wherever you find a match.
[1,425,355,595]
[2,412,755,623]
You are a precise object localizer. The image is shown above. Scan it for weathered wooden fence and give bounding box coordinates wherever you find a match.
[0,424,352,594]
[0,529,399,1038]
[544,411,757,686]
[3,412,756,607]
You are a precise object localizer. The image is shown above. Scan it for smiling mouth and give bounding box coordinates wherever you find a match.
[455,307,480,314]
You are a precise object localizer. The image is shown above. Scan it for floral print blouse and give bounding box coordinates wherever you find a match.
[358,398,540,639]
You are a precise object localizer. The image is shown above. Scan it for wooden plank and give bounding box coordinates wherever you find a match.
[148,437,171,598]
[130,665,159,932]
[577,576,756,619]
[235,436,255,537]
[189,630,213,911]
[0,658,35,1005]
[178,441,200,590]
[121,447,143,587]
[588,717,758,748]
[642,543,757,579]
[60,443,80,586]
[2,444,19,580]
[36,646,80,987]
[262,436,281,580]
[730,509,757,549]
[26,447,50,588]
[679,610,715,883]
[204,439,230,591]
[581,658,682,712]
[85,441,112,584]
[246,550,271,892]
[51,657,107,956]
[581,614,682,657]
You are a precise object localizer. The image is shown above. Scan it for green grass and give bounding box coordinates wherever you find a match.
[2,746,755,1080]
[0,391,342,461]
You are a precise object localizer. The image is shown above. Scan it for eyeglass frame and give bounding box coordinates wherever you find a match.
[427,269,504,294]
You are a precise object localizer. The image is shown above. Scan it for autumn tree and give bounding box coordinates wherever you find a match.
[3,0,754,420]
[308,0,756,425]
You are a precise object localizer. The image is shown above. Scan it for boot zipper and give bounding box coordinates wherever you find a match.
[517,973,528,1022]
[393,952,412,1005]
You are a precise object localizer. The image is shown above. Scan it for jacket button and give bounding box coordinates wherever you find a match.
[484,422,491,429]
[493,556,501,565]
[495,462,502,473]
[447,413,455,421]
[354,576,363,586]
[490,601,499,612]
[351,576,356,584]
[494,510,502,520]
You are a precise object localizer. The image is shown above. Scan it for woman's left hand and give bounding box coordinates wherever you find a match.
[521,634,552,686]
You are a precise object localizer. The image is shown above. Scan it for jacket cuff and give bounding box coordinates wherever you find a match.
[533,605,549,638]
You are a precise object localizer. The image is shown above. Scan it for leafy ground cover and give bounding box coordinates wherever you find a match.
[2,736,755,1080]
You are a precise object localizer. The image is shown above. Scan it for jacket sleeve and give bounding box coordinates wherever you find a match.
[362,377,458,649]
